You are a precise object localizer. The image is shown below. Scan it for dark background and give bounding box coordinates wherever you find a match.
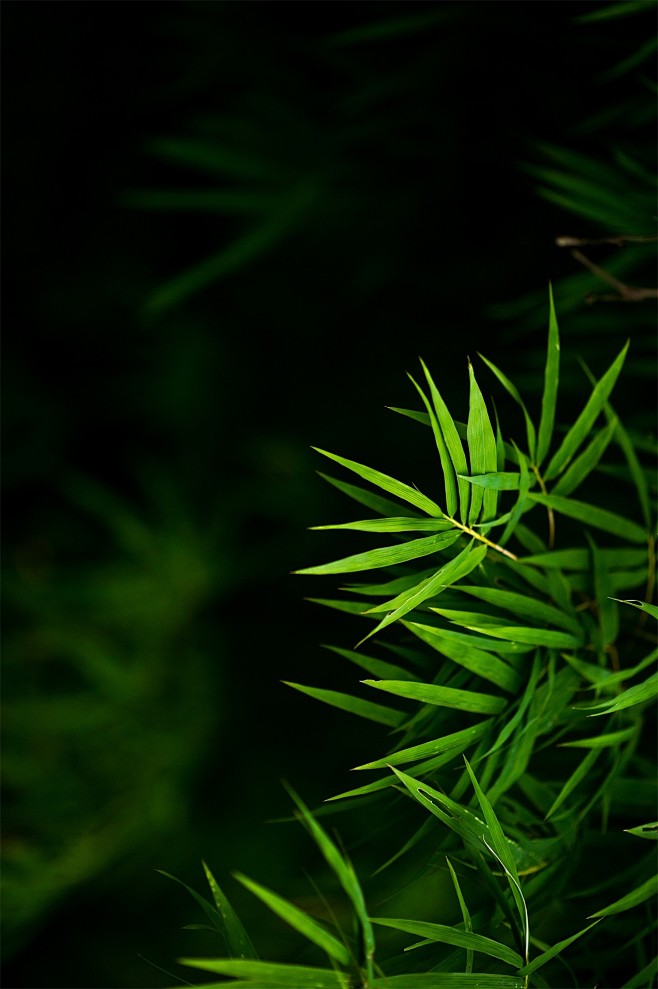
[3,2,656,987]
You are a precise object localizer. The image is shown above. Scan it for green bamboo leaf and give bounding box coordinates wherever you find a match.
[564,648,657,688]
[446,857,474,973]
[577,671,658,716]
[521,547,647,570]
[500,445,531,546]
[608,415,652,529]
[622,957,658,989]
[544,341,629,480]
[346,567,438,599]
[287,789,375,979]
[158,866,257,960]
[527,492,647,543]
[317,472,421,518]
[387,406,430,427]
[536,284,560,467]
[363,679,505,715]
[467,360,498,524]
[432,616,581,650]
[178,957,349,987]
[328,745,468,801]
[559,725,638,749]
[234,873,351,966]
[283,682,405,727]
[322,644,412,681]
[405,622,521,693]
[369,917,523,968]
[587,536,619,650]
[516,921,600,976]
[407,620,535,655]
[390,768,490,850]
[420,359,470,522]
[360,543,486,643]
[624,822,658,839]
[372,977,525,988]
[545,748,601,820]
[353,720,494,770]
[312,448,443,516]
[311,517,452,533]
[296,530,459,576]
[409,374,458,517]
[454,585,581,634]
[611,598,658,620]
[478,354,536,460]
[463,759,527,955]
[551,417,618,497]
[306,598,376,616]
[589,873,658,917]
[458,472,521,490]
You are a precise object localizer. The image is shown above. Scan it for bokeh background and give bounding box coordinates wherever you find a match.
[3,2,656,987]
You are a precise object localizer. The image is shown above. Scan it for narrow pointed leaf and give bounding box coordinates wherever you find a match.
[296,530,459,576]
[311,517,452,533]
[545,748,601,820]
[551,417,618,497]
[353,720,494,770]
[589,873,658,917]
[459,472,521,490]
[421,359,470,522]
[446,857,474,972]
[312,448,442,516]
[577,671,658,716]
[363,679,505,715]
[544,341,629,480]
[624,822,658,839]
[369,917,523,967]
[611,598,658,620]
[178,958,349,987]
[500,445,531,546]
[479,354,536,460]
[536,284,560,466]
[360,543,486,643]
[317,471,421,518]
[467,360,498,523]
[234,873,351,966]
[560,725,638,749]
[405,622,520,693]
[527,492,647,543]
[409,374,458,517]
[283,682,404,727]
[372,976,525,988]
[322,644,411,681]
[454,585,581,633]
[516,921,600,976]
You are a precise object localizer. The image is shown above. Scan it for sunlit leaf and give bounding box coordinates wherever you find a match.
[296,530,459,576]
[536,284,560,467]
[284,682,405,727]
[178,957,349,987]
[370,916,522,967]
[234,873,351,965]
[467,360,498,523]
[478,354,536,460]
[312,448,443,516]
[516,921,600,976]
[611,598,658,620]
[544,341,629,481]
[353,720,494,770]
[551,417,618,497]
[589,873,658,917]
[317,472,421,518]
[624,822,658,839]
[527,493,647,543]
[421,359,470,522]
[363,679,505,715]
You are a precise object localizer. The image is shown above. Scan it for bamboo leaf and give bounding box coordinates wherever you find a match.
[478,354,536,460]
[559,725,638,749]
[551,417,618,497]
[353,720,494,770]
[317,472,421,518]
[420,359,471,522]
[516,921,600,976]
[362,542,486,641]
[544,341,629,480]
[500,445,531,546]
[296,530,459,576]
[536,284,560,467]
[589,536,619,649]
[372,977,525,988]
[369,917,523,967]
[234,873,351,966]
[527,493,647,543]
[589,873,658,917]
[577,671,658,716]
[624,822,658,839]
[467,360,498,523]
[545,748,601,820]
[446,857,474,973]
[611,598,658,620]
[409,374,458,517]
[322,644,412,681]
[178,957,349,987]
[311,517,452,533]
[312,448,443,516]
[363,679,505,715]
[453,585,582,634]
[521,547,647,570]
[458,472,521,490]
[283,682,405,727]
[405,621,521,693]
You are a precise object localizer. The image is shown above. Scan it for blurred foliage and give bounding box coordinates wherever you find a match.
[2,1,656,986]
